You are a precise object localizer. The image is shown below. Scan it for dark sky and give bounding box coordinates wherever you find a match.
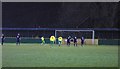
[2,2,119,28]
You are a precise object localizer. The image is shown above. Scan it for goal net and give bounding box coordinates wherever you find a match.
[55,30,95,45]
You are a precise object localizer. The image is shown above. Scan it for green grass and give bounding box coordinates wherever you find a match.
[2,43,118,67]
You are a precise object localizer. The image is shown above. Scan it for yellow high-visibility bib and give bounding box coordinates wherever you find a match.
[41,37,44,41]
[50,36,55,41]
[58,37,62,41]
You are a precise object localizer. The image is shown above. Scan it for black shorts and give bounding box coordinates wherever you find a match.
[81,41,84,44]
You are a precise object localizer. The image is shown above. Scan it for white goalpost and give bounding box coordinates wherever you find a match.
[55,30,95,44]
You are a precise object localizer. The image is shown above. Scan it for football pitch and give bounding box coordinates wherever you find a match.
[2,43,118,67]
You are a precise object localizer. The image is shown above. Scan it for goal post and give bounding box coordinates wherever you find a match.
[55,30,95,45]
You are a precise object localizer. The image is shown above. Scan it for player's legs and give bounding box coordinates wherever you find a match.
[74,42,75,46]
[41,40,44,45]
[50,41,54,48]
[18,40,20,45]
[74,42,77,47]
[58,41,61,46]
[43,40,45,44]
[1,40,4,45]
[67,41,68,46]
[67,42,68,46]
[67,41,70,46]
[75,42,77,47]
[81,41,84,47]
[67,40,70,46]
[16,40,20,45]
[68,42,70,47]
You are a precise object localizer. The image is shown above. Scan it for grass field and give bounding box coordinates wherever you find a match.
[2,43,118,67]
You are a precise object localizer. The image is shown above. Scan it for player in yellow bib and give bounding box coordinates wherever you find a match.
[41,36,45,45]
[58,36,62,46]
[50,35,56,47]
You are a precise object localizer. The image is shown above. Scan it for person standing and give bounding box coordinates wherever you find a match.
[50,35,56,48]
[16,33,21,45]
[81,36,85,47]
[41,36,45,45]
[74,37,77,47]
[1,34,5,45]
[58,36,63,46]
[67,36,71,46]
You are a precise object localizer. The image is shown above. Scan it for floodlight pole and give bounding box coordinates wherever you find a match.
[55,30,56,38]
[55,30,57,44]
[92,30,95,44]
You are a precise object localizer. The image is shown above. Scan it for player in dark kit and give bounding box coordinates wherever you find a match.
[67,36,71,46]
[74,37,77,47]
[81,36,85,47]
[1,34,5,45]
[16,33,21,45]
